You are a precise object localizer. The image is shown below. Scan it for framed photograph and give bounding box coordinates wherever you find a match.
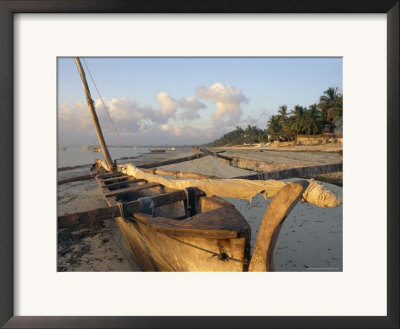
[1,1,398,328]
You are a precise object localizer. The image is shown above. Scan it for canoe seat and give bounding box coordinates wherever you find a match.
[105,182,161,197]
[100,175,131,182]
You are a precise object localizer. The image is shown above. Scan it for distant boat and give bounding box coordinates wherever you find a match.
[168,147,176,151]
[150,149,166,153]
[82,145,89,150]
[92,147,101,153]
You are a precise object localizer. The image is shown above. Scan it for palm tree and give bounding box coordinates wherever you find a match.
[277,105,288,125]
[318,87,343,131]
[304,104,322,135]
[267,115,282,140]
[290,105,306,137]
[320,87,341,105]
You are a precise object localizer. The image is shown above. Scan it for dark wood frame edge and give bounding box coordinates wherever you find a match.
[0,1,398,328]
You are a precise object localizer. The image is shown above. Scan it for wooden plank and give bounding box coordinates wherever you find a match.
[141,168,219,180]
[201,148,343,179]
[102,178,146,188]
[234,163,343,180]
[104,182,161,197]
[58,173,96,185]
[137,153,208,169]
[201,148,300,172]
[58,189,202,229]
[99,175,131,182]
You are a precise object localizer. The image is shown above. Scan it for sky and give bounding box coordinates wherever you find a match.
[57,57,342,146]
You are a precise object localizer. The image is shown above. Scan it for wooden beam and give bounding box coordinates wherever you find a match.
[201,148,343,179]
[100,175,131,182]
[58,188,203,229]
[104,182,161,197]
[74,58,115,170]
[58,173,97,185]
[234,163,343,180]
[249,180,309,272]
[137,153,208,169]
[102,178,146,189]
[201,148,299,172]
[141,168,219,180]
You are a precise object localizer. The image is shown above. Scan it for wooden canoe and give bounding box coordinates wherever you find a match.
[64,57,319,272]
[94,171,251,271]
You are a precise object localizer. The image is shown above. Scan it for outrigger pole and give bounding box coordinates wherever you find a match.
[74,57,115,171]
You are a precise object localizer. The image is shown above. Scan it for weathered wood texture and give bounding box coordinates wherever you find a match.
[201,148,306,172]
[104,182,161,197]
[58,189,202,229]
[116,217,248,272]
[74,57,115,170]
[100,175,131,182]
[57,173,97,185]
[234,163,343,180]
[201,148,343,179]
[248,180,309,272]
[142,168,219,180]
[103,178,146,188]
[133,205,249,239]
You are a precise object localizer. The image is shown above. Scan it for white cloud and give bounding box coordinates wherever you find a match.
[178,96,206,120]
[58,92,207,144]
[196,82,248,125]
[156,92,179,120]
[58,85,250,145]
[58,100,94,132]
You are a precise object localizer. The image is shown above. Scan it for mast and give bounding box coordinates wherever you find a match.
[74,57,115,171]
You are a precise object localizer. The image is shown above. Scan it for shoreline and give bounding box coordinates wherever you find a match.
[57,146,343,272]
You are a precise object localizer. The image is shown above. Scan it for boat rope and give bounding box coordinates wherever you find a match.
[82,58,135,167]
[164,233,249,265]
[117,201,247,268]
[117,202,176,272]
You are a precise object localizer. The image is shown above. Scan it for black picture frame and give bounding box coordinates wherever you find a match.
[1,1,398,328]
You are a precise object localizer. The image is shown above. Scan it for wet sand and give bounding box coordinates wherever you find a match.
[57,145,343,272]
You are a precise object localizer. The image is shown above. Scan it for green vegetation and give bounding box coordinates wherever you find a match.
[210,87,342,146]
[267,87,343,141]
[212,125,268,146]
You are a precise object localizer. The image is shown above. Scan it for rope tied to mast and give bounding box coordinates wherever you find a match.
[81,58,135,167]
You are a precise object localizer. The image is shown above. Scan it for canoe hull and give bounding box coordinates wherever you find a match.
[115,216,249,271]
[95,170,251,272]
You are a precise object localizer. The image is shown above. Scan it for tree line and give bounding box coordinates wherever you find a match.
[210,87,342,146]
[267,87,342,141]
[211,125,268,146]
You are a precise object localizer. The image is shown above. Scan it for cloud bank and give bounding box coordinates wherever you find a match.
[196,82,248,126]
[58,83,251,145]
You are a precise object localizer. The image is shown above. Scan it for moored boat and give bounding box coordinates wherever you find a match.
[150,149,166,153]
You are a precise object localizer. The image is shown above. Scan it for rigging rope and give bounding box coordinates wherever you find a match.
[82,58,134,167]
[118,203,247,267]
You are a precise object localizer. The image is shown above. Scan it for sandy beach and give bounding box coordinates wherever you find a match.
[57,145,343,272]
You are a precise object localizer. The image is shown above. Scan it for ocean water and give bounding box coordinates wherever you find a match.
[57,146,192,168]
[57,146,148,168]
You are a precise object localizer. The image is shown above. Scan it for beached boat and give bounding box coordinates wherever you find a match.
[168,147,176,151]
[150,149,166,153]
[58,58,342,272]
